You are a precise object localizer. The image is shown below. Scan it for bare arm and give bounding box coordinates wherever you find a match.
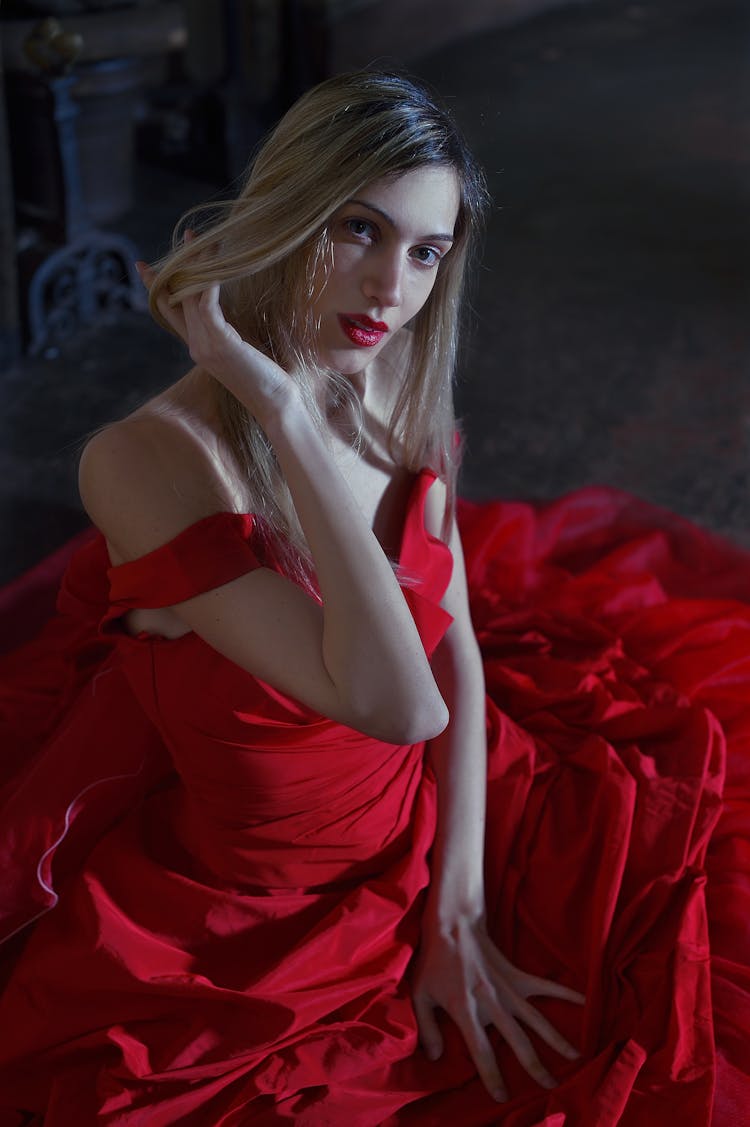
[412,484,584,1101]
[80,282,447,744]
[421,508,488,924]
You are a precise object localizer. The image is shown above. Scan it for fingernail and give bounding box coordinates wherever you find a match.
[426,1045,441,1061]
[563,1044,580,1060]
[492,1087,507,1103]
[541,1074,557,1089]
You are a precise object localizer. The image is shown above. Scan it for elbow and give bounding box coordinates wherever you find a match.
[412,695,450,743]
[353,693,450,745]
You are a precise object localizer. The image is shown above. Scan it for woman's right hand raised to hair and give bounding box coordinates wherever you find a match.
[136,259,298,430]
[131,255,448,748]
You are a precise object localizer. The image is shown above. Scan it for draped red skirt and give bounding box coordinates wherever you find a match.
[0,480,748,1125]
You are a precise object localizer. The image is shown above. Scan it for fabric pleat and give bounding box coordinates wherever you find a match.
[0,474,748,1125]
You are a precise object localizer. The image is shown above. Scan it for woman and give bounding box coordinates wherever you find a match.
[0,70,748,1125]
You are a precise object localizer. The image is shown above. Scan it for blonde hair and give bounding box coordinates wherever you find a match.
[150,70,489,583]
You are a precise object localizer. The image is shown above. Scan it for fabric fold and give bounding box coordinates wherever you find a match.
[0,478,748,1124]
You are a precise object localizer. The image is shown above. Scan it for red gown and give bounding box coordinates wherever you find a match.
[0,469,748,1125]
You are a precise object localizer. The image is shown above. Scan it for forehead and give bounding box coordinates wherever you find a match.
[349,166,460,236]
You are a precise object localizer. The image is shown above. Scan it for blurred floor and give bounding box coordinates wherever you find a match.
[1,0,747,584]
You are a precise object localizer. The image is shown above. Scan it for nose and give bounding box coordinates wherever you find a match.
[362,247,403,310]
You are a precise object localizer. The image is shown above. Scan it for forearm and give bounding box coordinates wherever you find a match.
[413,622,584,1101]
[139,268,444,739]
[425,624,488,925]
[264,398,447,740]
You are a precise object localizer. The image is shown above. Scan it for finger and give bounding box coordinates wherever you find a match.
[197,283,224,324]
[181,288,226,359]
[487,950,585,1007]
[454,1005,507,1103]
[512,998,580,1061]
[520,975,586,1007]
[412,993,444,1062]
[135,258,178,304]
[135,260,158,292]
[487,1002,557,1091]
[154,289,189,339]
[136,257,194,348]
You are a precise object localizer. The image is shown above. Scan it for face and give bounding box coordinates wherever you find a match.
[311,165,461,376]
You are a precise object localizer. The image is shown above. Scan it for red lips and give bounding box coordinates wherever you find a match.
[338,314,389,348]
[343,313,389,332]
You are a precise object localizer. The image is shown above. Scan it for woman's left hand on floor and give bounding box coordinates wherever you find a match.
[412,912,585,1102]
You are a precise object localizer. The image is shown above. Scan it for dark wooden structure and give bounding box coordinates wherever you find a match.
[1,3,187,359]
[0,43,21,371]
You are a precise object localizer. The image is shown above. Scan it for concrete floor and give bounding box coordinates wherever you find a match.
[1,0,747,584]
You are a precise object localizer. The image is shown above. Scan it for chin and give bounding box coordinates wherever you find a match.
[321,347,377,378]
[336,358,370,379]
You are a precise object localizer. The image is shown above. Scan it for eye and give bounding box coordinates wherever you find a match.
[411,245,441,268]
[342,217,376,241]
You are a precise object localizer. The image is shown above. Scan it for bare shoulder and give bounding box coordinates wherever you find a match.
[423,473,449,539]
[78,401,237,564]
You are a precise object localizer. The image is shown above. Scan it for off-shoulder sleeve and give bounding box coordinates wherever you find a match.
[101,512,263,633]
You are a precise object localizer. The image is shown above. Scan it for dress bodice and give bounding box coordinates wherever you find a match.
[2,481,750,1123]
[81,468,453,890]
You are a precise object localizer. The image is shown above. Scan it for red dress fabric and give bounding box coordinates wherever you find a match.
[0,471,748,1125]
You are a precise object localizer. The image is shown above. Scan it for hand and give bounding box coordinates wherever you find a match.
[135,242,299,428]
[412,912,585,1103]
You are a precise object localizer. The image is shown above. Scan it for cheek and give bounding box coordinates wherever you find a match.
[312,270,348,317]
[406,271,439,317]
[327,243,363,284]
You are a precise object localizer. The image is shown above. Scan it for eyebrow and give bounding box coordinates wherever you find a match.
[346,198,455,244]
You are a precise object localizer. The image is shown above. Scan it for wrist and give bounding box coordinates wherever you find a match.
[423,881,486,935]
[256,384,307,440]
[426,832,486,927]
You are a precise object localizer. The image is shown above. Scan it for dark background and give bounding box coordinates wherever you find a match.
[1,0,747,584]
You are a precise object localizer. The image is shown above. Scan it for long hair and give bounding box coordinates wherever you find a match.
[149,70,489,584]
